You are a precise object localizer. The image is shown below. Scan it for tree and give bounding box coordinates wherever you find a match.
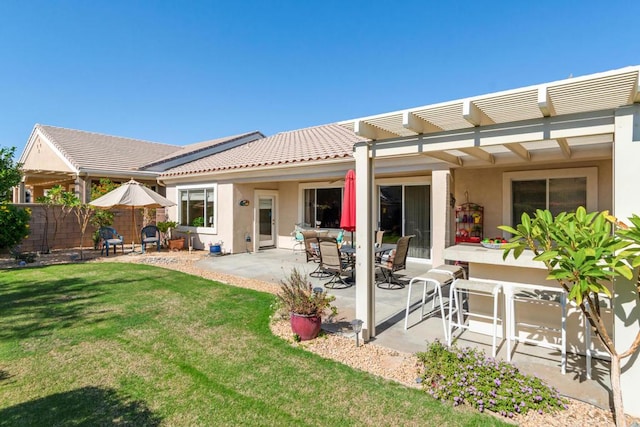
[500,207,640,427]
[36,185,76,253]
[65,197,95,260]
[89,178,118,231]
[0,146,22,202]
[0,146,30,251]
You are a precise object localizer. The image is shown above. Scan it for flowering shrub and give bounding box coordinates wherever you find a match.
[0,203,30,250]
[417,340,568,418]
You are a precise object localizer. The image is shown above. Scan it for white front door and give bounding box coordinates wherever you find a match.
[258,196,275,248]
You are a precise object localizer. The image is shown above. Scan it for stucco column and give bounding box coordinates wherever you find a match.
[431,169,451,267]
[354,142,375,340]
[613,104,640,417]
[74,175,91,203]
[15,181,26,203]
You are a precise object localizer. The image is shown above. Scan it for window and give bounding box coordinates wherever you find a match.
[178,185,216,229]
[303,187,342,228]
[503,168,597,226]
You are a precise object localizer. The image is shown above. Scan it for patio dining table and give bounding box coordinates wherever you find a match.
[340,243,397,270]
[333,243,397,284]
[339,243,396,257]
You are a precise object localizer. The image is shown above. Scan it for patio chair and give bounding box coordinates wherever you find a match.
[375,235,414,289]
[99,226,124,256]
[141,225,161,253]
[317,237,354,289]
[374,229,386,262]
[291,223,306,253]
[301,230,329,278]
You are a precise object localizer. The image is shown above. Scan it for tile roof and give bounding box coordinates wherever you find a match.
[142,131,265,168]
[160,123,370,177]
[37,124,180,172]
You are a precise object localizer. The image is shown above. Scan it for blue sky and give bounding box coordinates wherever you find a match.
[1,1,638,157]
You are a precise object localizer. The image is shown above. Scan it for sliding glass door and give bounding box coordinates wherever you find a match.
[379,184,431,259]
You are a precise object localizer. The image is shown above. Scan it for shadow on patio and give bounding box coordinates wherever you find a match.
[195,248,613,410]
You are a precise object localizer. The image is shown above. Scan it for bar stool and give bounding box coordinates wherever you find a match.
[503,283,567,374]
[448,278,503,357]
[404,271,454,340]
[429,264,467,280]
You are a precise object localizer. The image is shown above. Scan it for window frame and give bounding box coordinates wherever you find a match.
[298,182,343,229]
[176,183,218,233]
[502,167,598,227]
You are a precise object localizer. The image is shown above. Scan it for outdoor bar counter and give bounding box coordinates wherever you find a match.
[443,244,606,359]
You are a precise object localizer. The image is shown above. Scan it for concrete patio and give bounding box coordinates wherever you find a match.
[195,247,613,410]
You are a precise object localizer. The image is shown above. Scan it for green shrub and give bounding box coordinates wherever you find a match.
[417,340,568,418]
[0,203,31,250]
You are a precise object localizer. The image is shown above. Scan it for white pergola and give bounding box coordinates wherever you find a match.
[341,66,640,415]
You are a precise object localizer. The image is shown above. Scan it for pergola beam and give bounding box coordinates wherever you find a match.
[462,100,484,126]
[633,81,640,103]
[505,143,531,161]
[402,111,443,134]
[557,137,572,158]
[423,151,462,166]
[354,120,400,140]
[538,86,556,117]
[459,147,495,163]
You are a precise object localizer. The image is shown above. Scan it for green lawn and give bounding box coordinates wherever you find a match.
[0,263,506,426]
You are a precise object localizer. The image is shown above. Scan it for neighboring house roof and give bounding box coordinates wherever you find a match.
[141,131,265,170]
[21,124,265,178]
[160,123,369,177]
[35,124,180,172]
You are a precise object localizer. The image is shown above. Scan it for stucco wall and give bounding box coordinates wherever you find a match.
[452,160,612,239]
[277,181,299,249]
[163,179,322,254]
[22,135,72,172]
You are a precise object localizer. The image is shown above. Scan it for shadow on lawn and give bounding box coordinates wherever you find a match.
[0,268,143,340]
[0,386,162,426]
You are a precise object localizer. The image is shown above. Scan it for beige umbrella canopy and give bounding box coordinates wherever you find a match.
[90,179,175,244]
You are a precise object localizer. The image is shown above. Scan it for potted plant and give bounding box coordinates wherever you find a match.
[276,268,337,340]
[157,220,179,248]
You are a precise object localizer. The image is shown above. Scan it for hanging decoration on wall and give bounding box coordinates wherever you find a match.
[239,199,250,206]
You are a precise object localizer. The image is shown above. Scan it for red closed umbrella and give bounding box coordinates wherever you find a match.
[340,169,356,246]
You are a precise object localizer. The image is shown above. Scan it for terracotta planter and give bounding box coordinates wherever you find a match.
[167,238,185,251]
[290,313,322,341]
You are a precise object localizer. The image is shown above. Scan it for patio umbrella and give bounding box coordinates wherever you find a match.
[339,169,356,247]
[89,179,176,244]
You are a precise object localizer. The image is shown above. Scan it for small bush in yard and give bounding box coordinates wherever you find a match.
[417,340,568,418]
[0,203,30,250]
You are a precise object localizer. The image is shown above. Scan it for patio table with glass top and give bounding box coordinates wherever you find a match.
[339,243,397,275]
[340,243,396,256]
[340,243,396,260]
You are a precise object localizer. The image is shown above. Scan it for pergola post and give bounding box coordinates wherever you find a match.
[431,169,451,267]
[613,103,640,417]
[354,142,375,340]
